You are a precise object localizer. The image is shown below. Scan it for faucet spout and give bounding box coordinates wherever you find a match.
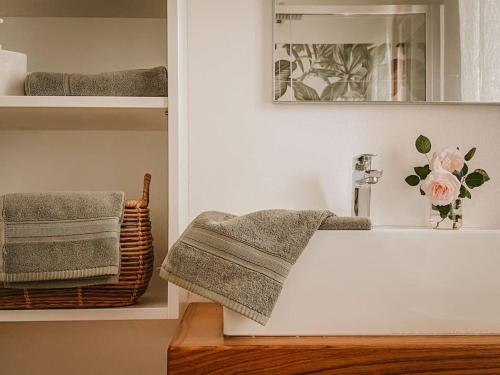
[352,155,383,217]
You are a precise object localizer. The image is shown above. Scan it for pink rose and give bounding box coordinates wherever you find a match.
[430,148,465,173]
[421,162,461,206]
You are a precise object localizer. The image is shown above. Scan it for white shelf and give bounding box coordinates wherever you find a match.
[0,291,171,322]
[0,96,168,130]
[0,96,168,109]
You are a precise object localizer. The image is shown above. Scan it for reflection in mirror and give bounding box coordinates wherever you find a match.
[273,0,500,104]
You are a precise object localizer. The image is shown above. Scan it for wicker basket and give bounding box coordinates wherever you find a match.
[0,174,154,309]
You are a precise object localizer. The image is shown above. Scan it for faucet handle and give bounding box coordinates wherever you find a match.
[354,154,377,171]
[367,169,383,178]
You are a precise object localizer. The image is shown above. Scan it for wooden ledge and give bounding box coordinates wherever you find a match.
[168,303,500,374]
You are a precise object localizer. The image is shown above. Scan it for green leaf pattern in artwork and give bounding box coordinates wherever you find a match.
[274,60,294,100]
[292,81,320,101]
[274,42,424,102]
[320,82,348,101]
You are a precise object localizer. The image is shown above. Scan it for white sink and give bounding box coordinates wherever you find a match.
[223,227,500,336]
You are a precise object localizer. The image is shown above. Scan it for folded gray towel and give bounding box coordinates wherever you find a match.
[0,192,125,289]
[25,66,167,97]
[3,275,119,290]
[160,210,371,325]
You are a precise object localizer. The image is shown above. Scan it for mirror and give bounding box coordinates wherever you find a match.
[273,0,500,104]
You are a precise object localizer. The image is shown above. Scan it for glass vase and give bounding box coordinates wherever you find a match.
[429,199,463,230]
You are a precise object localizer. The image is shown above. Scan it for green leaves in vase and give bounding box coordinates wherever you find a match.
[464,147,476,161]
[405,175,420,186]
[414,165,431,180]
[415,135,431,154]
[465,172,483,189]
[432,204,451,219]
[465,169,490,189]
[475,168,491,183]
[459,185,471,199]
[405,164,430,187]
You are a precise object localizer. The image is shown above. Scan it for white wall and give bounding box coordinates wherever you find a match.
[1,17,167,73]
[187,0,500,229]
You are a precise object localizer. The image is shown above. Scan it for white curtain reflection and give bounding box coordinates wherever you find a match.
[459,0,500,101]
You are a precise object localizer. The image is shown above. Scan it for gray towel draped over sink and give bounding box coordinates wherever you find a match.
[0,191,125,289]
[160,209,371,325]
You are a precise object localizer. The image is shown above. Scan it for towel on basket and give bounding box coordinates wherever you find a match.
[160,210,371,325]
[25,66,167,97]
[0,191,125,289]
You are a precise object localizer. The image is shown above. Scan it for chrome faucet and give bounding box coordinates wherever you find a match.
[352,154,383,217]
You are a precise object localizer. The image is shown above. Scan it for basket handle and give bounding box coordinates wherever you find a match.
[125,174,151,209]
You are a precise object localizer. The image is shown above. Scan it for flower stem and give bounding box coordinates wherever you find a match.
[433,210,447,229]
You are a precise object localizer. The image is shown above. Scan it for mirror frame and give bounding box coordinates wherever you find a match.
[272,1,500,105]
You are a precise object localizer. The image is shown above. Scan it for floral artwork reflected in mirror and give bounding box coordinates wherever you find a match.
[274,42,426,102]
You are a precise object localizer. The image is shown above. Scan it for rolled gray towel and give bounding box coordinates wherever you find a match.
[25,66,167,97]
[319,215,371,230]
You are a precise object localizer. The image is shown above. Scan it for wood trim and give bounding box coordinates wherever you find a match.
[168,303,500,374]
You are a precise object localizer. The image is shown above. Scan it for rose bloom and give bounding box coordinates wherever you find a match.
[430,148,465,173]
[421,161,461,206]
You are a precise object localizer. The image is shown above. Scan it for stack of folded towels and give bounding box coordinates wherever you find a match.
[0,191,124,289]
